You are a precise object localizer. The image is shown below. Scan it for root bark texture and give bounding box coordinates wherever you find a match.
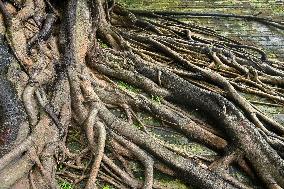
[0,0,284,188]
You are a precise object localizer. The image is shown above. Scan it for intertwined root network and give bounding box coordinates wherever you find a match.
[0,0,284,188]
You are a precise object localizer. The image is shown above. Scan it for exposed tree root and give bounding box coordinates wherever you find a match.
[0,0,284,188]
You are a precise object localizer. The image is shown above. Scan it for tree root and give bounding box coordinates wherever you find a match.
[85,122,106,189]
[0,0,284,188]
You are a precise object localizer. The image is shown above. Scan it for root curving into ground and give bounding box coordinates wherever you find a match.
[0,0,284,188]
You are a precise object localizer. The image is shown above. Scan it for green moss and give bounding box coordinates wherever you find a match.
[68,141,82,152]
[58,164,64,171]
[241,92,284,115]
[151,95,163,104]
[117,0,283,18]
[97,39,109,48]
[159,179,189,189]
[117,0,179,10]
[102,185,115,189]
[133,122,142,129]
[117,81,141,93]
[154,171,189,189]
[58,180,74,189]
[100,43,109,49]
[273,6,284,14]
[140,114,161,126]
[65,126,87,154]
